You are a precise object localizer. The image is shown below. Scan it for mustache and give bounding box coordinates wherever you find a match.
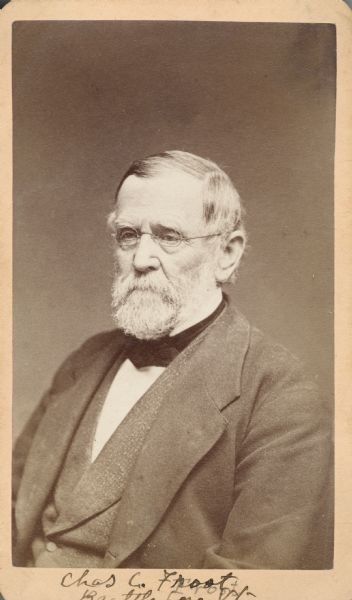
[112,272,179,305]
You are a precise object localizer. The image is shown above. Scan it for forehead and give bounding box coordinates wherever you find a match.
[116,171,205,227]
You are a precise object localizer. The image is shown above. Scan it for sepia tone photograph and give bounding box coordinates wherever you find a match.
[11,19,335,572]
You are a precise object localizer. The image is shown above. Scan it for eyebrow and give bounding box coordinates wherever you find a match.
[151,223,183,234]
[114,220,187,235]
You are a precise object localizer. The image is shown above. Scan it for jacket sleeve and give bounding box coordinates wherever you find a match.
[12,332,112,507]
[12,390,51,508]
[12,346,79,530]
[12,329,117,505]
[203,355,333,569]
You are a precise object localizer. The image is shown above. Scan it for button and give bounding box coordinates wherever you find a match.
[46,541,58,552]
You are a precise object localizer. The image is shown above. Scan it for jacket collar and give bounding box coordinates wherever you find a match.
[187,295,250,409]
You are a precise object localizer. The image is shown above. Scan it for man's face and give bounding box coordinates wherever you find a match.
[111,169,221,339]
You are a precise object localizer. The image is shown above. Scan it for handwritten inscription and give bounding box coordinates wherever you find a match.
[61,570,116,589]
[60,569,256,600]
[157,570,255,600]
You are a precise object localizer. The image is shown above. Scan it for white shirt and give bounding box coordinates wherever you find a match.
[91,289,222,462]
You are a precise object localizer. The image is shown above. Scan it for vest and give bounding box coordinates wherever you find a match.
[31,357,166,567]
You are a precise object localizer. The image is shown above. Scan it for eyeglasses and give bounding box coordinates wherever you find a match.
[112,226,224,250]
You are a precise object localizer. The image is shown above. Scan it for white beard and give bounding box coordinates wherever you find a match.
[111,264,215,340]
[111,271,183,340]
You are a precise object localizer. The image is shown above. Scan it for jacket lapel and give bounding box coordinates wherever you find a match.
[46,361,170,533]
[15,334,124,546]
[104,301,251,566]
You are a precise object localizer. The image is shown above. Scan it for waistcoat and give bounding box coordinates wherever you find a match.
[31,358,166,567]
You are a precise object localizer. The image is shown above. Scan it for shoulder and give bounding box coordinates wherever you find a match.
[70,329,121,364]
[221,299,310,381]
[238,324,331,431]
[245,325,314,390]
[50,329,122,393]
[221,299,326,414]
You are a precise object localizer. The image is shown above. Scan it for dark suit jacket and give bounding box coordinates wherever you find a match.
[13,299,333,569]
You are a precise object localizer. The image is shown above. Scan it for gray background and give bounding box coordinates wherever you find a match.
[13,21,336,439]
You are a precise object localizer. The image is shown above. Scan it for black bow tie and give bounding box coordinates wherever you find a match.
[125,338,179,368]
[124,296,226,369]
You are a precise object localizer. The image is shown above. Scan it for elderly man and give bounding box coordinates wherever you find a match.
[13,150,332,569]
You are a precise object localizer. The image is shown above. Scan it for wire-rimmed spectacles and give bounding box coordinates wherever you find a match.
[112,226,225,250]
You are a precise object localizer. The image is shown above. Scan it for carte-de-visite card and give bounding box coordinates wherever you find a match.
[0,1,351,600]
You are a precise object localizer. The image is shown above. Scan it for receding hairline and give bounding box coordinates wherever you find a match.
[117,166,206,195]
[114,150,234,199]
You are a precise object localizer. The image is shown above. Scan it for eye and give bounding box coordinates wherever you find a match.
[157,230,182,246]
[116,227,139,246]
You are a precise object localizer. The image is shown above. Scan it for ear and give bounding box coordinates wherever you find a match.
[215,231,245,283]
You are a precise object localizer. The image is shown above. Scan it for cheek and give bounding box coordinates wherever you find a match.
[114,250,133,274]
[165,248,211,277]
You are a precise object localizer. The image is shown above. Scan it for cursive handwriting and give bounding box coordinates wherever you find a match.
[60,569,116,600]
[157,570,256,600]
[59,569,255,600]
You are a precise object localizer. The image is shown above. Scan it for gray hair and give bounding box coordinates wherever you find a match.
[110,150,246,245]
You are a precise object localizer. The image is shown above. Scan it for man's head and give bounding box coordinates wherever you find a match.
[108,150,246,339]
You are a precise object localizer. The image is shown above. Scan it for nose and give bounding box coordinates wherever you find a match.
[132,233,160,272]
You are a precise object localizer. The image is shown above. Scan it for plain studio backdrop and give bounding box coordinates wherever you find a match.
[12,21,335,440]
